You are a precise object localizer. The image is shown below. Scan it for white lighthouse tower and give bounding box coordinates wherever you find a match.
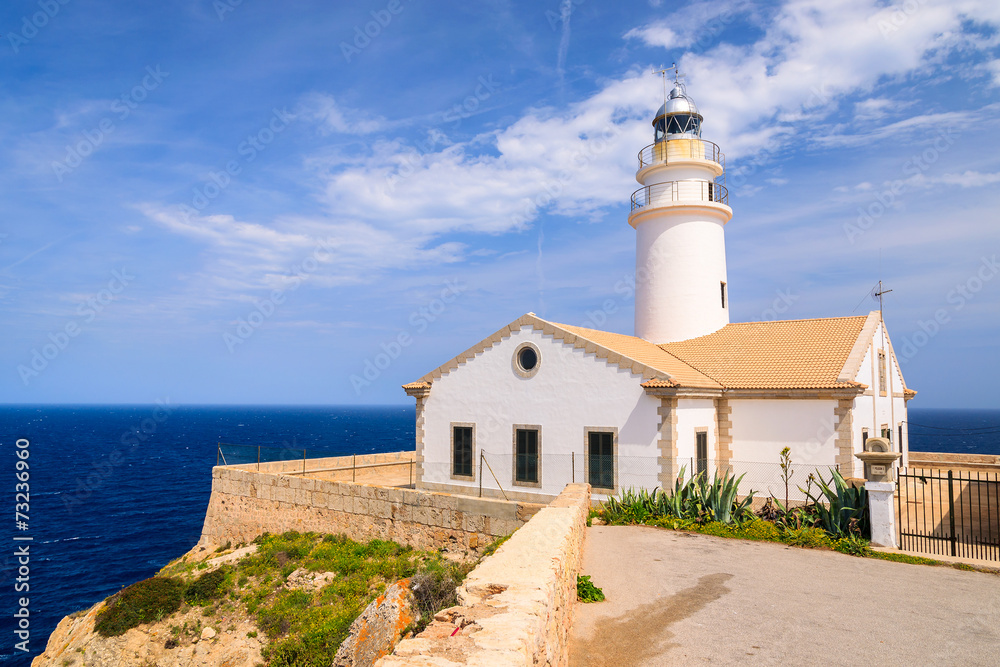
[630,70,733,344]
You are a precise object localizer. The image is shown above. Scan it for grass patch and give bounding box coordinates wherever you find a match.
[231,531,473,667]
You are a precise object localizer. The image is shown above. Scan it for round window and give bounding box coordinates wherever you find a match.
[518,346,538,371]
[513,342,541,378]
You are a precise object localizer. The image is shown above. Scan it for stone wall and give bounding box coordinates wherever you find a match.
[378,483,591,667]
[200,452,544,556]
[908,452,1000,471]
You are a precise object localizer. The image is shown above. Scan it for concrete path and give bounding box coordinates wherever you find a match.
[570,526,1000,666]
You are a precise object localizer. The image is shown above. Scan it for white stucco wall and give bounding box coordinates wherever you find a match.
[851,320,910,473]
[675,398,717,475]
[728,398,839,501]
[419,326,662,499]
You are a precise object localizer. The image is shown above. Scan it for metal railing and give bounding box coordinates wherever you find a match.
[637,139,724,170]
[898,467,999,561]
[216,442,417,487]
[630,179,729,212]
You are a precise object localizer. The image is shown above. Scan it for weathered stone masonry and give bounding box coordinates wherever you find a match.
[378,483,591,667]
[200,453,544,555]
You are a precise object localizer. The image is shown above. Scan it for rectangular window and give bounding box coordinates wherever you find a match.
[881,424,891,442]
[588,431,614,490]
[721,282,727,309]
[696,431,708,476]
[898,424,904,451]
[515,428,539,484]
[452,426,474,478]
[862,428,869,447]
[878,350,887,395]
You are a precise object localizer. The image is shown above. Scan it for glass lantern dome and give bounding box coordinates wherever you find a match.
[653,82,703,142]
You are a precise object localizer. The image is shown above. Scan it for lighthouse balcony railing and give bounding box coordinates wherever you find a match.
[630,179,729,212]
[637,139,724,170]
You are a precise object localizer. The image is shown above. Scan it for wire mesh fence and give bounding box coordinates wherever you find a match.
[420,451,847,503]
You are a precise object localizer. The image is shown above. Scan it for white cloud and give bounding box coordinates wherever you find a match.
[299,93,383,135]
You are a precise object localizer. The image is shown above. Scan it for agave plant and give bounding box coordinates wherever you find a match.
[802,468,869,537]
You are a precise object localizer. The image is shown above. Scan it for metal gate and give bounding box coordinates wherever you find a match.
[897,467,1000,561]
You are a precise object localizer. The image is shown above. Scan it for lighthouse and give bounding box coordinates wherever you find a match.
[630,71,733,344]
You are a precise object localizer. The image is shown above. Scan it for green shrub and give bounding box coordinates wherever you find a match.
[95,577,185,637]
[185,567,230,603]
[737,519,782,541]
[577,575,605,603]
[833,535,873,557]
[780,526,832,549]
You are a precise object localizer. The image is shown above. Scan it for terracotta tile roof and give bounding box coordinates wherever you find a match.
[639,378,678,388]
[660,316,870,389]
[404,313,879,394]
[555,323,722,389]
[402,381,431,390]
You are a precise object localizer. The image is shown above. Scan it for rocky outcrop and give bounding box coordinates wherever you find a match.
[30,595,263,667]
[333,579,416,667]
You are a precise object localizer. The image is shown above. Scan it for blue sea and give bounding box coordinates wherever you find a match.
[0,405,414,665]
[0,405,997,664]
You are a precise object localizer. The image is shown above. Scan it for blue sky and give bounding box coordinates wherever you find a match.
[1,0,998,407]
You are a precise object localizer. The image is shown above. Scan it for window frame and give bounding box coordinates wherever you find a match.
[584,427,618,493]
[450,422,476,481]
[695,429,709,476]
[511,424,542,488]
[512,341,542,379]
[720,281,727,309]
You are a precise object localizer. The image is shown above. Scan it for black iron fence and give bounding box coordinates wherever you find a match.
[897,467,1000,561]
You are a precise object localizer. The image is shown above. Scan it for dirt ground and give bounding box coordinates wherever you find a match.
[570,526,1000,666]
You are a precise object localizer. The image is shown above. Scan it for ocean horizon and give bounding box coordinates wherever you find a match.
[2,404,997,663]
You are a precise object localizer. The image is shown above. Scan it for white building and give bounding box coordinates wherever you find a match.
[403,77,915,502]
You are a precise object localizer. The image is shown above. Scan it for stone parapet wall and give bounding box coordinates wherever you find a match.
[199,456,544,556]
[378,483,591,667]
[908,452,1000,471]
[226,450,415,475]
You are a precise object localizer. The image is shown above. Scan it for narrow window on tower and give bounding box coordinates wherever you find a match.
[720,282,727,309]
[878,350,887,395]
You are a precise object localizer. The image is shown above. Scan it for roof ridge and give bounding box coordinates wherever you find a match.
[729,313,873,326]
[655,345,730,388]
